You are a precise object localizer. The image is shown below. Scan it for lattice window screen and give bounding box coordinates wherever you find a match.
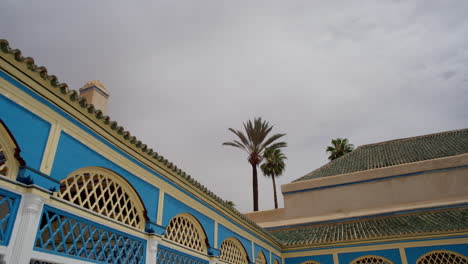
[350,256,394,264]
[256,252,267,264]
[219,237,249,264]
[0,123,19,179]
[163,213,207,253]
[416,250,468,264]
[56,168,145,229]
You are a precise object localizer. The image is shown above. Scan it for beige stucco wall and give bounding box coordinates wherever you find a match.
[246,154,468,228]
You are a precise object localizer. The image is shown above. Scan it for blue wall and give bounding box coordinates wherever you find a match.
[285,255,334,264]
[405,243,468,263]
[51,131,160,223]
[163,194,215,247]
[0,95,50,170]
[218,224,253,260]
[338,249,401,264]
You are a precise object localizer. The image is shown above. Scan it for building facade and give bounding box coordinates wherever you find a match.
[0,39,467,264]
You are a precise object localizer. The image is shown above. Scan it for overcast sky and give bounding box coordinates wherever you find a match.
[1,0,467,212]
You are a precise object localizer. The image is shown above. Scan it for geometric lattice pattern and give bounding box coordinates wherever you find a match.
[157,245,208,264]
[163,213,207,253]
[34,206,145,264]
[350,256,393,264]
[0,145,8,176]
[417,250,468,264]
[57,168,145,229]
[256,251,267,264]
[219,237,249,264]
[0,189,20,245]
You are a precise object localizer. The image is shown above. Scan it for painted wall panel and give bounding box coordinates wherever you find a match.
[50,131,159,223]
[218,223,253,261]
[405,243,468,263]
[338,249,401,264]
[163,194,215,247]
[0,94,50,170]
[285,255,334,264]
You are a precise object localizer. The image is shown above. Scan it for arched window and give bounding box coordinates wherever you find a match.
[256,251,267,264]
[219,237,249,264]
[416,250,467,264]
[163,213,208,253]
[350,256,394,264]
[274,260,280,264]
[56,167,146,229]
[300,261,320,264]
[0,121,21,179]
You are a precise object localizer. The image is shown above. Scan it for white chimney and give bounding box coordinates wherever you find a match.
[79,80,110,115]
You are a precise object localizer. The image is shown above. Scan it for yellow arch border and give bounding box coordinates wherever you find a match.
[219,236,250,264]
[0,120,23,180]
[256,250,268,264]
[350,255,394,264]
[164,212,209,253]
[416,250,468,264]
[55,166,147,230]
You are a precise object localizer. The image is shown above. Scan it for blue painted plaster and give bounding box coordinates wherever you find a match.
[285,254,334,264]
[50,131,159,223]
[163,194,215,247]
[254,243,270,263]
[0,95,50,170]
[218,223,253,261]
[271,253,281,264]
[405,243,468,263]
[0,71,281,252]
[338,249,401,264]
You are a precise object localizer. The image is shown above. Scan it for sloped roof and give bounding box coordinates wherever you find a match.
[294,128,468,182]
[270,206,468,247]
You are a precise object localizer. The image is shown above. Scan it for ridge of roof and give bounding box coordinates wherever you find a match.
[0,39,280,244]
[270,206,468,247]
[360,128,468,148]
[293,128,468,182]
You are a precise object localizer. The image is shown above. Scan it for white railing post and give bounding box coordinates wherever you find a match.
[146,237,159,264]
[6,192,44,264]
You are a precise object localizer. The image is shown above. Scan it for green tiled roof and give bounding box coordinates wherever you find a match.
[294,129,468,182]
[270,207,468,247]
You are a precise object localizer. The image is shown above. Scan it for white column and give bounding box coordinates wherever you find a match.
[146,237,159,264]
[6,192,44,264]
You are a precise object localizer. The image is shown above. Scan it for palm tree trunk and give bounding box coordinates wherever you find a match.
[252,163,259,211]
[272,176,278,209]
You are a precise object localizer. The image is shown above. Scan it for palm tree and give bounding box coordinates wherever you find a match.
[223,117,287,211]
[260,148,286,209]
[326,138,354,161]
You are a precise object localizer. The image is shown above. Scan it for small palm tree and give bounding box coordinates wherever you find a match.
[326,138,354,161]
[260,148,286,209]
[223,117,287,211]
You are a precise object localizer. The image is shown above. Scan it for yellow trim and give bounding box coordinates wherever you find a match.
[416,250,468,263]
[0,64,282,253]
[159,239,211,261]
[0,119,20,179]
[0,51,282,250]
[399,248,408,264]
[298,261,320,264]
[219,237,250,264]
[39,121,61,174]
[350,255,394,264]
[215,221,219,248]
[56,167,147,230]
[332,253,339,264]
[157,190,165,225]
[283,236,468,258]
[163,212,208,253]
